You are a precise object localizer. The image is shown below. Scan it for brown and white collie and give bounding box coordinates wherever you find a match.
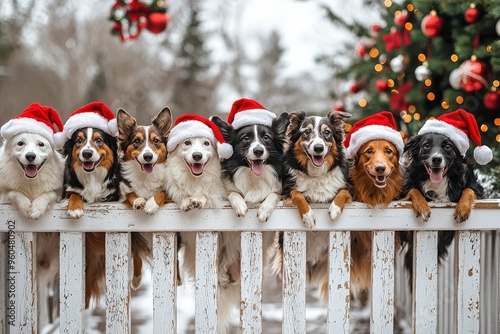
[273,110,352,301]
[117,107,172,289]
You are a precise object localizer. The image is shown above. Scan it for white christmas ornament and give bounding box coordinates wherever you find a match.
[390,55,405,73]
[496,20,500,36]
[415,64,431,81]
[449,68,462,90]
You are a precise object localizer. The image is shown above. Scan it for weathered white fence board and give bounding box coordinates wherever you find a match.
[106,232,131,334]
[371,231,394,334]
[240,231,263,334]
[60,232,85,333]
[497,230,500,333]
[412,231,438,333]
[455,231,481,334]
[195,232,218,333]
[153,232,177,333]
[13,232,37,334]
[328,231,350,333]
[0,232,6,333]
[282,231,306,334]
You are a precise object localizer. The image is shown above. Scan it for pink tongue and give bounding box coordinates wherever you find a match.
[141,164,154,174]
[430,169,444,183]
[191,163,204,175]
[312,155,324,167]
[83,161,95,171]
[25,165,38,178]
[250,160,265,176]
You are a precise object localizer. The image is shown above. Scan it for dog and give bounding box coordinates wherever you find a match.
[117,106,172,289]
[272,110,352,302]
[400,132,485,285]
[165,114,238,333]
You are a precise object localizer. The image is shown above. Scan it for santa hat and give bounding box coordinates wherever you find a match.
[167,114,233,159]
[1,103,64,147]
[53,102,118,149]
[344,111,404,159]
[418,108,492,165]
[227,98,276,129]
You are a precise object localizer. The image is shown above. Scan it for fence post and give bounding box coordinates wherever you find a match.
[240,231,263,334]
[371,231,394,334]
[196,232,218,334]
[60,232,85,333]
[106,232,132,334]
[455,231,481,334]
[153,232,178,333]
[328,231,350,334]
[282,231,306,334]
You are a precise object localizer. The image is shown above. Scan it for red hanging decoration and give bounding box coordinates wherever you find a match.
[383,28,411,52]
[421,11,443,38]
[375,79,389,93]
[464,4,481,24]
[457,57,490,92]
[110,0,170,42]
[389,81,412,111]
[484,89,500,110]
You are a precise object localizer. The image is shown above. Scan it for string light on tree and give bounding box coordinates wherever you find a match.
[394,10,409,27]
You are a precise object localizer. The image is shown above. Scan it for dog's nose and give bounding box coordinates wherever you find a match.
[192,152,202,162]
[432,156,442,166]
[143,152,153,162]
[313,144,324,154]
[25,152,36,163]
[82,150,93,159]
[375,164,386,175]
[253,147,264,157]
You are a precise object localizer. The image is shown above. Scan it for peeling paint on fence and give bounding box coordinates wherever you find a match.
[328,231,350,334]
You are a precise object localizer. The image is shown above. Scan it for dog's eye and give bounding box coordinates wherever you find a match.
[242,135,250,142]
[385,148,392,154]
[323,130,331,137]
[76,138,83,146]
[366,149,373,154]
[38,142,45,147]
[444,144,452,150]
[302,129,311,139]
[17,141,24,146]
[263,135,271,142]
[184,140,191,146]
[423,143,431,150]
[153,138,161,145]
[204,140,210,146]
[94,138,103,145]
[133,138,141,145]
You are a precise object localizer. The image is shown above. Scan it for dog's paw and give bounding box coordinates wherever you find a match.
[328,202,342,221]
[68,209,83,219]
[131,274,142,290]
[231,197,248,217]
[413,203,431,222]
[302,209,316,229]
[133,198,147,211]
[257,204,274,223]
[454,205,471,224]
[144,197,160,216]
[28,205,46,220]
[180,197,205,211]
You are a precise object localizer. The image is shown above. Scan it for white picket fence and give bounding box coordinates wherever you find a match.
[0,200,499,333]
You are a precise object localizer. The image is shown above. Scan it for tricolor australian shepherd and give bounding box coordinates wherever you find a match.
[117,107,172,289]
[273,110,352,301]
[62,126,121,307]
[400,132,484,284]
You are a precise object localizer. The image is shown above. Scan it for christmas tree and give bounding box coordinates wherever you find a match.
[322,0,500,190]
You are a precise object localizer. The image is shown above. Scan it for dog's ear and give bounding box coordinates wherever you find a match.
[272,112,290,139]
[211,116,234,142]
[286,111,305,139]
[116,108,136,141]
[401,135,422,165]
[153,106,173,140]
[328,110,352,126]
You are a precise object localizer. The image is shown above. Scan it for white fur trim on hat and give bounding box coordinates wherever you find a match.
[1,118,56,146]
[231,109,277,130]
[345,124,404,159]
[474,145,493,165]
[418,119,469,156]
[167,120,217,152]
[217,142,233,159]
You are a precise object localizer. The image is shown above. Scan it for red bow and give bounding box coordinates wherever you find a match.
[389,81,412,111]
[383,29,411,52]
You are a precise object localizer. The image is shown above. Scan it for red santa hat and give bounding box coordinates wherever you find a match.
[227,98,276,129]
[167,114,233,159]
[418,108,492,165]
[1,102,64,147]
[344,111,404,159]
[53,101,118,149]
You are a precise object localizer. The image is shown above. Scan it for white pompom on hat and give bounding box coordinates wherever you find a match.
[227,98,276,129]
[1,102,64,147]
[418,108,493,165]
[344,111,404,159]
[167,114,233,159]
[53,101,118,149]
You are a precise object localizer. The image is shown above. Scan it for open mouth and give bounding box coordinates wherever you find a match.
[19,160,44,178]
[140,163,155,174]
[247,159,265,176]
[366,168,391,188]
[187,161,207,176]
[424,164,448,184]
[306,152,325,167]
[81,157,102,172]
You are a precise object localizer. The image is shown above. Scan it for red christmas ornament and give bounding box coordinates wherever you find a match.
[458,57,490,92]
[357,45,367,57]
[484,90,500,110]
[375,79,389,93]
[464,4,481,24]
[350,84,361,94]
[421,11,443,38]
[394,10,409,27]
[146,12,170,34]
[371,24,382,33]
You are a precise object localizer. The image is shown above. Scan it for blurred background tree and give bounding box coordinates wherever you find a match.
[320,0,500,193]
